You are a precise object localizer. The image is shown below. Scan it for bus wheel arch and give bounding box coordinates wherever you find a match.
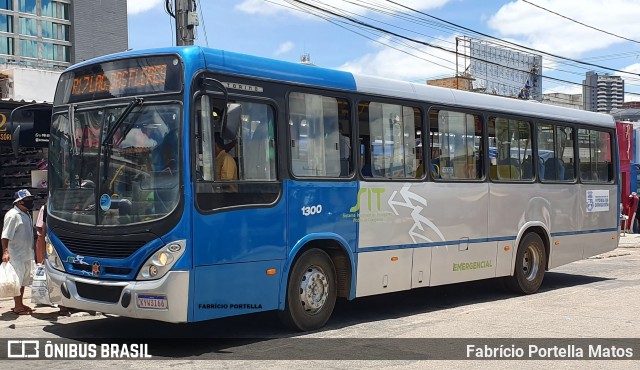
[507,229,547,294]
[279,239,353,331]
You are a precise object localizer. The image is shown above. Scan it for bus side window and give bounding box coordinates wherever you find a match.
[538,123,575,182]
[488,116,532,181]
[194,94,279,210]
[289,92,349,178]
[358,101,421,179]
[431,109,482,181]
[578,128,613,183]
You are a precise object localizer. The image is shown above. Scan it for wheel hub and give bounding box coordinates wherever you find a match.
[299,266,329,313]
[522,246,540,281]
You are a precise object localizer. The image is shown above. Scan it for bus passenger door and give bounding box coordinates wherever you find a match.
[191,96,286,321]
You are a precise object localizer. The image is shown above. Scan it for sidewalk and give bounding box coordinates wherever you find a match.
[618,232,640,248]
[0,286,98,323]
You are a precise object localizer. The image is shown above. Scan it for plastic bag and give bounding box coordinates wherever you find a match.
[0,262,21,298]
[31,263,52,306]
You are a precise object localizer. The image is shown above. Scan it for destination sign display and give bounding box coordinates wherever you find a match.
[71,64,168,97]
[55,55,183,104]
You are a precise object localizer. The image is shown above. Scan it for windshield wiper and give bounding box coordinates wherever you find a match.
[102,98,143,184]
[102,98,143,146]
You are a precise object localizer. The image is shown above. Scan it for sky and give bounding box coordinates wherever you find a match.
[126,0,640,102]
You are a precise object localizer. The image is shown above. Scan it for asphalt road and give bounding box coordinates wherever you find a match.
[1,236,639,369]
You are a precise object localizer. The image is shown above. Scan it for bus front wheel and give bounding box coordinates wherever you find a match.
[280,249,337,331]
[506,233,546,294]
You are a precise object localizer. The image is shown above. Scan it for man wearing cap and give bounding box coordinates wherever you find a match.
[1,189,36,315]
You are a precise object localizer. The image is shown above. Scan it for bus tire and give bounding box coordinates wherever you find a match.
[506,232,546,294]
[279,249,337,331]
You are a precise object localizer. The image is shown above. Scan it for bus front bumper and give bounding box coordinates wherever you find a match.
[45,263,189,323]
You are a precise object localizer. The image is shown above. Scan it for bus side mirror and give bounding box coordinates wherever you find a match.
[221,103,241,140]
[11,124,20,157]
[9,105,52,156]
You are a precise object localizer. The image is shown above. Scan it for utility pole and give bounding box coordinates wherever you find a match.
[175,0,198,46]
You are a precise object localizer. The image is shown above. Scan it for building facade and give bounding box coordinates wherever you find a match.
[427,76,472,91]
[0,0,127,69]
[583,71,624,113]
[542,92,583,110]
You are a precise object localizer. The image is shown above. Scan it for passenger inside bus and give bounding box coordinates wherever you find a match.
[214,132,238,191]
[542,157,565,181]
[339,120,351,176]
[430,147,440,178]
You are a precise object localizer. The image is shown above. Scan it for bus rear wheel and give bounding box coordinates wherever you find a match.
[280,249,337,331]
[506,232,546,294]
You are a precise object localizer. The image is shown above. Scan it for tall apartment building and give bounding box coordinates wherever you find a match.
[583,71,624,113]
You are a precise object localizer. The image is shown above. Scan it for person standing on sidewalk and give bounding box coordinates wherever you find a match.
[1,189,36,315]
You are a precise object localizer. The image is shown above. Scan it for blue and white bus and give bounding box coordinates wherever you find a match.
[45,46,619,331]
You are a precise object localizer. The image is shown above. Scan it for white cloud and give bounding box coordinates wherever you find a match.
[236,0,284,15]
[618,64,640,102]
[275,41,295,56]
[619,63,640,76]
[237,0,451,17]
[127,0,163,15]
[488,0,640,57]
[337,36,457,81]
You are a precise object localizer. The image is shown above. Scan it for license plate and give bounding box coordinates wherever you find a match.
[137,294,168,309]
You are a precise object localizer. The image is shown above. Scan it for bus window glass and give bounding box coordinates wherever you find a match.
[488,117,532,181]
[358,102,422,179]
[194,95,279,210]
[49,103,182,225]
[429,109,483,180]
[578,128,613,182]
[538,123,575,182]
[289,92,350,177]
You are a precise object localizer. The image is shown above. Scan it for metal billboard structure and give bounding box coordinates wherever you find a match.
[457,37,542,101]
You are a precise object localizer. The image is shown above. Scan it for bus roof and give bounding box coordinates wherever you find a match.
[68,46,614,128]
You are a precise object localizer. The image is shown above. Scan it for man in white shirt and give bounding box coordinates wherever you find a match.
[1,189,35,315]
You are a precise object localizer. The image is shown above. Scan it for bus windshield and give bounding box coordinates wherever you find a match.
[48,102,181,225]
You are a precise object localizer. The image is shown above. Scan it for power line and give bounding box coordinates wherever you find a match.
[522,0,640,45]
[196,0,209,47]
[356,0,640,84]
[284,0,640,97]
[311,0,640,88]
[382,0,640,78]
[165,0,175,46]
[275,0,457,71]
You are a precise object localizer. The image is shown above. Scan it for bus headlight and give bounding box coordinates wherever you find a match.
[137,240,186,280]
[45,236,65,272]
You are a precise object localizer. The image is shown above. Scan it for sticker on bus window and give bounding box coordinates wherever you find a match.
[441,167,454,176]
[99,194,111,212]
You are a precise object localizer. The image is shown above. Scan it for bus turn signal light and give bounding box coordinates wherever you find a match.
[391,257,399,262]
[266,269,277,275]
[504,246,511,251]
